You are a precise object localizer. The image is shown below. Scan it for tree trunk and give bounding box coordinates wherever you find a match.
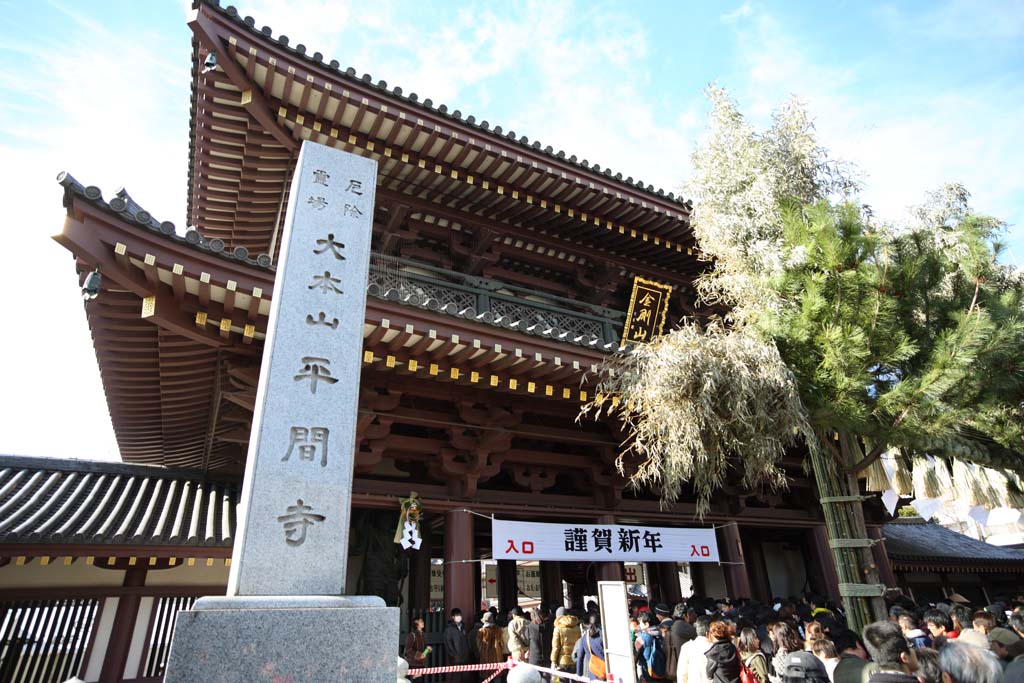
[808,431,887,634]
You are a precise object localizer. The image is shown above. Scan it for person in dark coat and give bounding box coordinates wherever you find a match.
[444,608,474,683]
[667,605,698,680]
[526,608,549,667]
[705,621,741,683]
[575,613,607,681]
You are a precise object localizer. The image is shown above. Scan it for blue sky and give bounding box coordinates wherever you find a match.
[0,0,1021,461]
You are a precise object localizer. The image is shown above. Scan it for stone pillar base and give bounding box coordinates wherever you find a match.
[163,595,399,683]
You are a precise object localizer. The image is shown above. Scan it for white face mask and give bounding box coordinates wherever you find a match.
[454,616,463,624]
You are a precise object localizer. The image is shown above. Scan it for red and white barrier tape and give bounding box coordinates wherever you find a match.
[407,661,506,675]
[480,664,510,683]
[514,661,612,682]
[407,658,616,682]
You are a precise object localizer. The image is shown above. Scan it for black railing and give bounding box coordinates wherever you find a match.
[0,598,100,683]
[368,254,623,345]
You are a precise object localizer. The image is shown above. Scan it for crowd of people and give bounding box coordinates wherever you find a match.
[417,603,604,681]
[407,593,1024,683]
[649,593,1024,683]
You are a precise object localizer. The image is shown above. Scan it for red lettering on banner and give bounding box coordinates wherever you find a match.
[505,539,535,555]
[690,544,711,557]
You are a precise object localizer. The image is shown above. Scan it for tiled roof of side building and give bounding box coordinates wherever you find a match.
[0,455,238,548]
[192,0,692,208]
[881,517,1024,564]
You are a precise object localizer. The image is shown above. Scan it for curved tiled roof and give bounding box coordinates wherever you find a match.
[882,518,1024,564]
[0,455,238,548]
[59,172,625,351]
[193,0,692,209]
[58,171,274,271]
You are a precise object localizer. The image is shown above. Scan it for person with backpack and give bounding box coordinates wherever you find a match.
[635,611,669,680]
[705,621,741,683]
[769,622,803,683]
[575,613,608,680]
[738,627,768,683]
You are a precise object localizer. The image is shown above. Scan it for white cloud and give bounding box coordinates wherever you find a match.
[720,3,1024,238]
[721,2,753,24]
[0,5,189,461]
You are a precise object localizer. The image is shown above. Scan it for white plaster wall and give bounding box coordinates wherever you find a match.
[0,560,124,588]
[122,596,154,679]
[763,542,807,598]
[702,563,728,598]
[143,560,230,587]
[83,596,118,683]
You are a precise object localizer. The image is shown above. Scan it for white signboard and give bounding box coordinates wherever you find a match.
[492,519,719,562]
[623,563,647,586]
[484,563,542,599]
[430,564,444,602]
[598,581,638,683]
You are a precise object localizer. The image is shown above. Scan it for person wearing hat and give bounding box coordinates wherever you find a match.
[780,651,830,683]
[477,611,508,678]
[989,626,1024,665]
[861,621,918,683]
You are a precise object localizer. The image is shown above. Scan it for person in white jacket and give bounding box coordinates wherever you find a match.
[678,616,714,683]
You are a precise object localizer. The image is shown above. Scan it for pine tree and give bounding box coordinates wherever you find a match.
[585,88,1024,632]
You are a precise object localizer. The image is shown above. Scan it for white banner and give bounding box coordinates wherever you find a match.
[492,519,719,562]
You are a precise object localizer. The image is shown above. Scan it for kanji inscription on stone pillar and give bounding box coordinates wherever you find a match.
[228,141,377,596]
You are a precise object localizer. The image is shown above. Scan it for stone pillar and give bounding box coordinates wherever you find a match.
[540,561,564,609]
[98,568,146,683]
[445,509,475,618]
[162,139,398,683]
[809,526,842,604]
[866,527,897,589]
[497,559,519,613]
[595,515,625,583]
[717,524,752,600]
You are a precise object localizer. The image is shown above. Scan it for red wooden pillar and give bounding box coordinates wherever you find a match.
[867,526,897,589]
[742,533,772,603]
[444,509,475,619]
[809,526,842,604]
[717,524,752,600]
[596,515,625,582]
[540,561,564,609]
[98,567,147,683]
[497,559,519,613]
[656,563,683,606]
